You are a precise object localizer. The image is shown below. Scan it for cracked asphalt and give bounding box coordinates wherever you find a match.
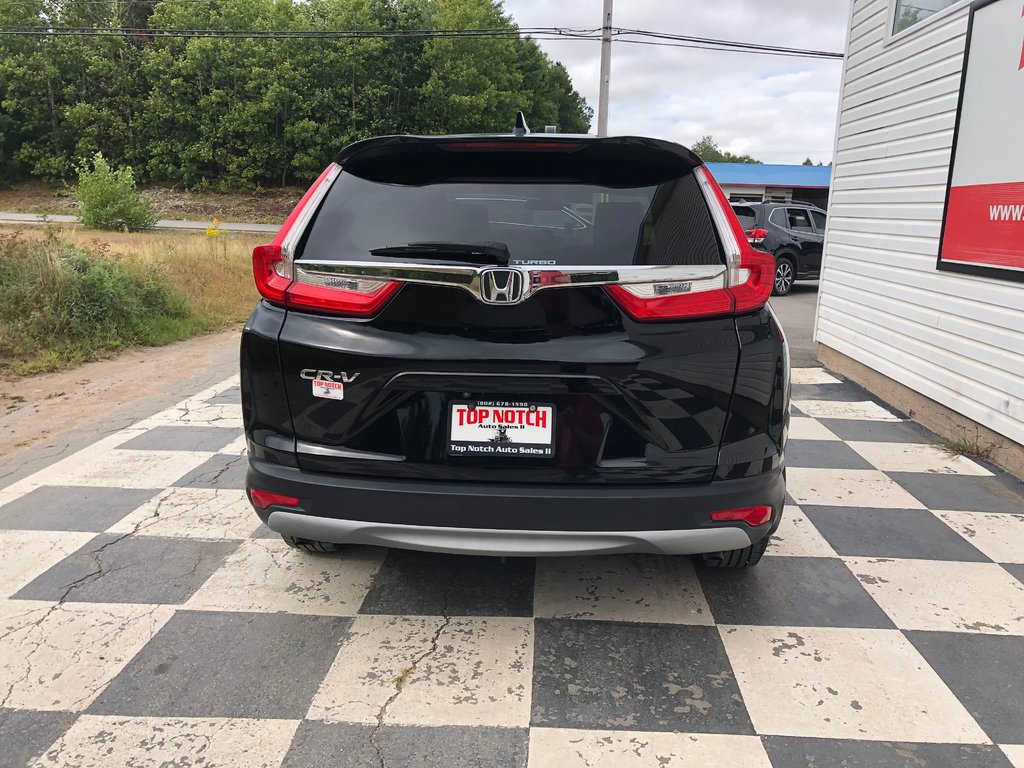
[1,368,1023,767]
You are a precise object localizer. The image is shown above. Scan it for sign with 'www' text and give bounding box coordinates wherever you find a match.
[938,0,1024,281]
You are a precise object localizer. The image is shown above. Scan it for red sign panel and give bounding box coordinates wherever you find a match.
[937,0,1024,281]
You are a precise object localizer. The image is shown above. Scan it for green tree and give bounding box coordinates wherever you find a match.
[802,157,814,165]
[691,135,762,164]
[0,0,593,187]
[515,38,591,134]
[416,0,523,133]
[1,0,153,180]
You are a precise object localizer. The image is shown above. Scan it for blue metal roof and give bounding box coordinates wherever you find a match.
[704,162,831,189]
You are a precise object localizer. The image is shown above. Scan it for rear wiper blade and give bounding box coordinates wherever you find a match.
[369,241,510,265]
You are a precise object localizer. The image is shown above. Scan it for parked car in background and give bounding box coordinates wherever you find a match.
[241,124,789,568]
[731,201,827,296]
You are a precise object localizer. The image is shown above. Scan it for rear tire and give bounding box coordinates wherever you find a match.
[280,534,341,553]
[699,534,770,568]
[772,256,796,296]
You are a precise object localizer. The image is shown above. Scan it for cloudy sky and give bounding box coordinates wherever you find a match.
[502,0,853,164]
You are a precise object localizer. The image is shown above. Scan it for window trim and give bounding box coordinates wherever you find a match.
[784,207,815,233]
[885,0,971,45]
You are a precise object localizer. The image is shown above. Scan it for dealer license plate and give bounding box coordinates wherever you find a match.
[448,401,555,457]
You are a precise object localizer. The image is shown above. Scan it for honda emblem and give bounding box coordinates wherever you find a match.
[480,268,525,305]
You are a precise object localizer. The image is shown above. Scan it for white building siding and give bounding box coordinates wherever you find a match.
[816,0,1024,444]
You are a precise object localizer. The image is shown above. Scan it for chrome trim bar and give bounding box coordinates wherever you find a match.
[293,261,727,306]
[693,166,743,285]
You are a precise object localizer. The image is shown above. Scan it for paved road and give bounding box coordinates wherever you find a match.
[0,211,278,234]
[2,367,1023,766]
[769,282,820,367]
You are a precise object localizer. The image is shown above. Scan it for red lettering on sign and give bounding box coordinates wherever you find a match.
[535,410,547,429]
[1019,3,1024,70]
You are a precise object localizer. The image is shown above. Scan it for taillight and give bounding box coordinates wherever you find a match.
[252,244,291,305]
[604,168,775,322]
[605,279,734,321]
[728,249,776,314]
[251,164,401,317]
[744,228,768,244]
[710,506,773,526]
[287,273,402,317]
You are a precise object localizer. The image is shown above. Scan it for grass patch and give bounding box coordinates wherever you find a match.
[0,227,262,376]
[394,666,415,691]
[937,426,1000,462]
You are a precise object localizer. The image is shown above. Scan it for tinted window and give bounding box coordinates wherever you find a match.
[302,171,725,267]
[768,208,788,228]
[786,209,814,232]
[810,210,827,232]
[732,205,757,229]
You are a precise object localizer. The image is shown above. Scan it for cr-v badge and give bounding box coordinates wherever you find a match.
[300,369,359,400]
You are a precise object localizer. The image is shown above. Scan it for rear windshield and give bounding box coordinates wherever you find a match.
[731,205,757,229]
[301,171,725,266]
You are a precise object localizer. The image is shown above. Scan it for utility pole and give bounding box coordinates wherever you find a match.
[597,0,613,136]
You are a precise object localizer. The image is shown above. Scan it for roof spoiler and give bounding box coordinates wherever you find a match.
[335,134,704,188]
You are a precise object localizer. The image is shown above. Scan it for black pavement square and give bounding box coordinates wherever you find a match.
[0,486,157,532]
[531,619,753,733]
[14,534,238,604]
[887,473,1024,514]
[906,630,1024,744]
[359,550,535,617]
[698,555,894,628]
[283,723,529,768]
[791,382,873,402]
[1003,562,1024,586]
[817,419,932,444]
[119,425,241,453]
[205,386,240,405]
[88,611,352,719]
[172,454,247,489]
[785,439,874,470]
[762,736,1014,768]
[802,506,989,561]
[0,709,78,768]
[251,522,279,539]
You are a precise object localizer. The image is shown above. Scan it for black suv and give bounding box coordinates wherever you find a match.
[241,126,790,568]
[730,201,827,296]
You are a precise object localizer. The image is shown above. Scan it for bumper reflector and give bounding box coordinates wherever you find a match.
[249,489,301,511]
[710,505,772,526]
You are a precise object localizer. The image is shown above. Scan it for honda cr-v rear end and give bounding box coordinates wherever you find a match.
[241,128,789,567]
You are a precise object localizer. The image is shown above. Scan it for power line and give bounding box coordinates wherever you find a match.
[615,28,845,59]
[0,24,846,60]
[0,25,600,39]
[614,38,844,60]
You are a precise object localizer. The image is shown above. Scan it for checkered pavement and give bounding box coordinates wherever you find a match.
[1,368,1023,767]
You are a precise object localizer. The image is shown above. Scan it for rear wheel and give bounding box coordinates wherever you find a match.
[772,256,796,296]
[281,534,341,554]
[699,534,771,568]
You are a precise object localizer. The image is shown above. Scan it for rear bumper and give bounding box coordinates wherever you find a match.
[247,459,785,556]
